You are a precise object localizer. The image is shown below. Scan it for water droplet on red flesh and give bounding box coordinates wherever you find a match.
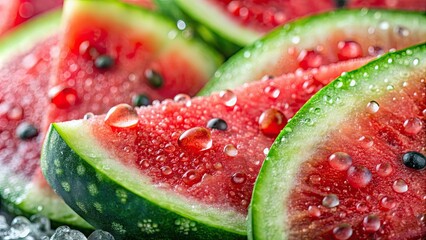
[48,86,79,109]
[258,108,287,138]
[337,40,363,61]
[104,104,139,128]
[178,127,212,152]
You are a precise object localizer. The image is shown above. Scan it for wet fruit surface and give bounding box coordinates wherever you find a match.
[89,60,367,213]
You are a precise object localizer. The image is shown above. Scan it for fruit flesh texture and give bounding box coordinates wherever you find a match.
[47,1,218,124]
[286,75,425,238]
[348,0,426,11]
[89,59,368,214]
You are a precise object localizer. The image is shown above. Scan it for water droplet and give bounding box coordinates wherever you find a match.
[298,50,324,70]
[308,206,321,218]
[376,163,393,177]
[347,166,372,188]
[322,194,339,208]
[48,86,79,109]
[231,172,246,184]
[363,214,381,232]
[366,101,380,114]
[402,151,426,170]
[392,179,408,193]
[7,105,23,120]
[223,144,238,157]
[309,175,321,185]
[182,169,201,186]
[94,55,115,69]
[132,94,151,107]
[16,122,38,140]
[104,104,139,128]
[332,224,353,240]
[396,25,410,37]
[161,166,173,176]
[178,127,212,152]
[258,108,287,138]
[140,159,150,169]
[219,90,237,107]
[145,69,164,88]
[83,112,95,120]
[380,196,397,210]
[358,135,374,148]
[263,85,280,99]
[164,143,176,153]
[174,93,190,103]
[206,118,227,131]
[9,216,31,238]
[328,152,352,171]
[337,40,363,61]
[356,202,369,212]
[368,46,384,56]
[403,117,422,135]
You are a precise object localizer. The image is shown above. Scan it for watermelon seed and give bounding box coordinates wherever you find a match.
[83,112,94,120]
[132,94,151,107]
[104,104,139,128]
[375,163,393,177]
[392,179,408,193]
[380,196,397,210]
[48,86,79,109]
[322,194,339,208]
[261,75,274,81]
[297,50,324,70]
[328,152,353,171]
[206,118,228,131]
[337,40,363,61]
[402,151,426,170]
[16,122,38,140]
[347,166,372,188]
[332,223,352,240]
[231,172,246,184]
[223,144,238,157]
[145,69,164,89]
[258,108,287,138]
[358,135,374,148]
[94,55,115,70]
[403,117,422,135]
[366,100,380,114]
[307,206,321,218]
[219,90,237,107]
[178,127,212,152]
[363,214,381,232]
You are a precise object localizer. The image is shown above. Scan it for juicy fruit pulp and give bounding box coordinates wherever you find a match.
[46,0,221,124]
[198,9,426,95]
[249,44,426,239]
[41,58,369,239]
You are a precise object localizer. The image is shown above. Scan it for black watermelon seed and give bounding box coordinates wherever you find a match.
[94,55,115,69]
[132,94,151,107]
[207,118,228,131]
[402,151,426,170]
[335,0,346,8]
[16,122,39,140]
[145,69,164,88]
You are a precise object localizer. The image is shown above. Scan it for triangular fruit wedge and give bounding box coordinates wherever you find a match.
[199,9,426,95]
[250,43,425,239]
[0,11,91,228]
[41,56,368,239]
[46,0,222,124]
[174,0,426,46]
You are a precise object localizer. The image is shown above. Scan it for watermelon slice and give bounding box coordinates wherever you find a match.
[0,11,91,228]
[46,0,222,124]
[199,9,426,96]
[175,0,426,46]
[40,55,370,239]
[249,43,425,239]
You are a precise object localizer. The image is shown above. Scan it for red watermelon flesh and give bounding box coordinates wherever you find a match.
[207,0,425,34]
[88,58,370,214]
[0,36,57,178]
[286,61,425,239]
[46,2,219,124]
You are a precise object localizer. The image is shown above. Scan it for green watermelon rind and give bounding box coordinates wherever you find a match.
[248,43,426,239]
[0,10,93,229]
[63,0,223,75]
[41,122,246,239]
[175,0,261,46]
[198,9,426,96]
[0,10,61,66]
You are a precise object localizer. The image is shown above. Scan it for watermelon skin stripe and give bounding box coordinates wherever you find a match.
[41,125,246,240]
